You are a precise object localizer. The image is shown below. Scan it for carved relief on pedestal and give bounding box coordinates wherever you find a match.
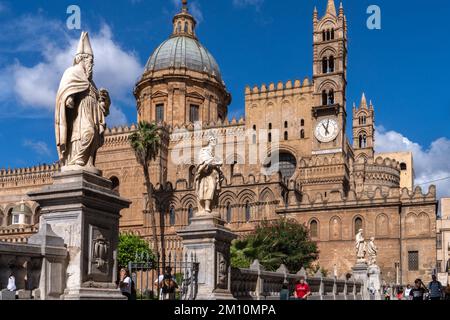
[88,225,111,281]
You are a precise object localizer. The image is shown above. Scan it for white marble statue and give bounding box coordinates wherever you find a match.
[194,135,224,215]
[355,229,366,263]
[367,237,378,266]
[55,31,110,172]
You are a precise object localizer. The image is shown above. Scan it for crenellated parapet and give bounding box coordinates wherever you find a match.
[245,78,313,101]
[353,156,401,193]
[279,184,436,213]
[0,163,59,188]
[297,155,349,186]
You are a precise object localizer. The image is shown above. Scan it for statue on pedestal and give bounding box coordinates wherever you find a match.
[194,135,224,215]
[355,229,366,264]
[55,32,110,172]
[367,237,378,266]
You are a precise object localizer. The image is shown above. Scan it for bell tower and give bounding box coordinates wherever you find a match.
[311,0,348,154]
[353,93,375,161]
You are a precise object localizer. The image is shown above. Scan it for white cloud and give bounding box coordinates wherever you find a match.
[8,24,141,117]
[375,126,450,201]
[108,105,128,127]
[23,140,52,157]
[232,0,264,9]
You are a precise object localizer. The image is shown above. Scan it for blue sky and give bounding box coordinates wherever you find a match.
[0,0,449,198]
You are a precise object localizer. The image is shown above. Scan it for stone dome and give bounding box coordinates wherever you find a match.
[143,1,223,83]
[144,36,222,82]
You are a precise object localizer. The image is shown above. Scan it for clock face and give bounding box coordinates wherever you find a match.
[314,118,339,143]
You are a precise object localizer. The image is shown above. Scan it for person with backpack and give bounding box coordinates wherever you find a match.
[155,266,178,300]
[409,279,428,301]
[428,274,443,300]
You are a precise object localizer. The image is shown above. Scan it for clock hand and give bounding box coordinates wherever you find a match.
[322,123,330,135]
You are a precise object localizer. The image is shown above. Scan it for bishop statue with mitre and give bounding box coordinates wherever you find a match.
[55,32,110,172]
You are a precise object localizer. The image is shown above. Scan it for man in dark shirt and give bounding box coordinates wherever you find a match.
[428,275,443,300]
[409,279,428,301]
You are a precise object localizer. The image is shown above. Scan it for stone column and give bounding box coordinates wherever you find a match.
[28,170,130,300]
[177,214,236,300]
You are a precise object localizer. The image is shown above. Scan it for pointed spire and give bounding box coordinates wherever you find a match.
[339,2,344,17]
[76,31,94,57]
[326,0,337,17]
[360,93,367,108]
[182,0,188,12]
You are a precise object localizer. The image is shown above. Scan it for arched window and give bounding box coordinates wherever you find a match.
[268,123,272,130]
[300,129,305,139]
[284,131,288,141]
[284,121,288,128]
[322,57,328,73]
[245,201,251,222]
[300,119,305,127]
[326,30,331,41]
[354,217,363,235]
[328,89,334,105]
[268,132,272,143]
[184,22,188,33]
[331,29,335,40]
[226,202,232,223]
[0,210,3,227]
[253,125,256,131]
[400,163,407,171]
[188,205,194,224]
[110,176,120,193]
[310,220,318,238]
[177,22,181,33]
[329,56,334,72]
[252,134,256,144]
[322,31,326,41]
[169,207,176,226]
[277,152,297,178]
[359,134,367,148]
[231,160,237,177]
[322,90,328,106]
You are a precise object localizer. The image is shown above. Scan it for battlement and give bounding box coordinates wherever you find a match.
[0,163,59,178]
[283,184,436,211]
[245,78,313,98]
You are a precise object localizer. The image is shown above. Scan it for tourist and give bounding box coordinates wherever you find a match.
[404,284,412,300]
[383,286,391,300]
[409,279,428,301]
[293,276,311,300]
[119,268,132,300]
[428,274,443,300]
[279,281,290,300]
[155,266,178,300]
[396,287,404,300]
[7,273,16,292]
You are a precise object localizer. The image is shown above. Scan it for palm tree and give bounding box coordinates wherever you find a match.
[129,121,161,257]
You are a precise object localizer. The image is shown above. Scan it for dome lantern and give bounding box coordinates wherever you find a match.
[172,0,197,39]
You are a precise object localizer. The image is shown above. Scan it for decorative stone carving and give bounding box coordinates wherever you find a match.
[355,229,366,264]
[367,237,377,266]
[194,135,224,215]
[55,31,110,173]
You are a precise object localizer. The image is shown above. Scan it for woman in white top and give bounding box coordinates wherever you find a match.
[7,273,16,292]
[119,268,132,300]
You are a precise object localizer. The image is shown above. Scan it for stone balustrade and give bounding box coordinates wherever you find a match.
[231,260,364,300]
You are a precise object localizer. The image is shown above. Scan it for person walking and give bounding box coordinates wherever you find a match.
[294,277,311,300]
[279,281,290,300]
[7,273,16,292]
[428,275,443,301]
[409,279,428,301]
[155,266,178,300]
[404,284,412,300]
[119,268,132,300]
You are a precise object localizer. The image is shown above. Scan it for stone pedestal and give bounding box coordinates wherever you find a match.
[352,262,369,300]
[367,264,382,300]
[177,213,236,300]
[28,170,130,300]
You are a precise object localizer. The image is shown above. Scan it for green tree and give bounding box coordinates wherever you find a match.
[230,218,319,272]
[118,234,155,268]
[129,121,162,259]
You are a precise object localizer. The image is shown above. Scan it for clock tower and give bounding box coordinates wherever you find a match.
[311,0,347,155]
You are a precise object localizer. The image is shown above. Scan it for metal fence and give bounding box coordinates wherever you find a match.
[128,252,199,300]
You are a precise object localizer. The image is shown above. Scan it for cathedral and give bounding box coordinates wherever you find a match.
[0,0,438,285]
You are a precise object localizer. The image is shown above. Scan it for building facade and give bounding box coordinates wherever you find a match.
[0,0,439,285]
